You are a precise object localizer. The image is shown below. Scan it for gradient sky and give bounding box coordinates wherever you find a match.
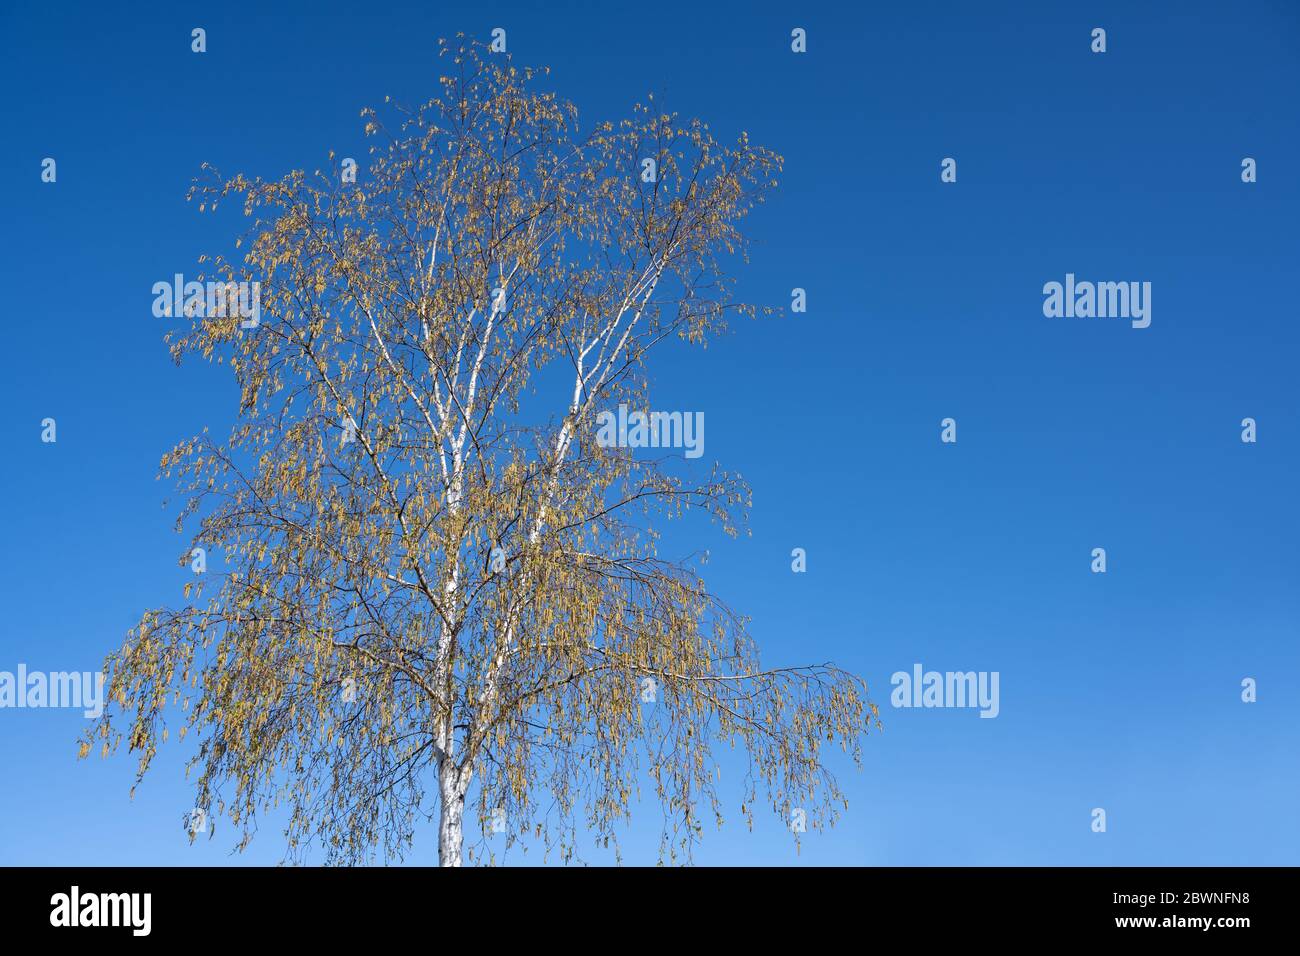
[2,0,1297,866]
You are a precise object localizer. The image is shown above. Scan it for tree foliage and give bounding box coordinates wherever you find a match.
[82,38,880,865]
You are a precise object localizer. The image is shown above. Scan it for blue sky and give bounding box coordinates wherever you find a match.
[1,0,1297,865]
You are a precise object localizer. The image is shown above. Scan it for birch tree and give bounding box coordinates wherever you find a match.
[83,39,880,866]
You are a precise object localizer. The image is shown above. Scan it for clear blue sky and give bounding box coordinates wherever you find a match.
[2,0,1297,866]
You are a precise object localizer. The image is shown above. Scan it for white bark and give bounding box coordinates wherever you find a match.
[431,251,668,865]
[433,283,511,867]
[437,759,466,866]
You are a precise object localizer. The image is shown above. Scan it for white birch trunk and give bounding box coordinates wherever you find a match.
[437,759,465,866]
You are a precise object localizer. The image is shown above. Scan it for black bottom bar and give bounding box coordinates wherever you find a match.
[0,866,1284,941]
